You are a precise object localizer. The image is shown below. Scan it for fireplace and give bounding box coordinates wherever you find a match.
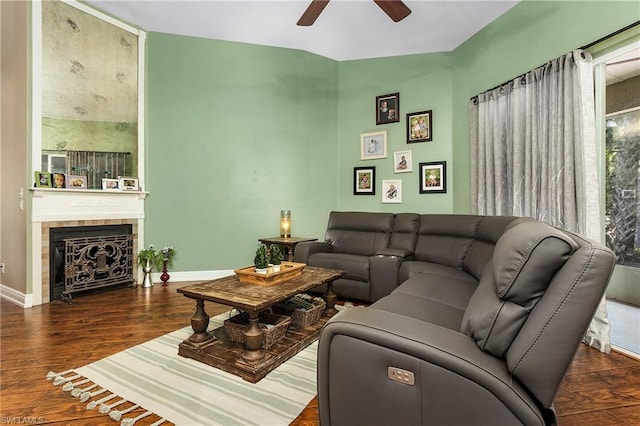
[49,224,134,302]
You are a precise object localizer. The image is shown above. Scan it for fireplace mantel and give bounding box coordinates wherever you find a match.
[31,188,147,222]
[29,188,147,306]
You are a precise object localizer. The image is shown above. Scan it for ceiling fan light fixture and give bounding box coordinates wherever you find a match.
[297,0,411,27]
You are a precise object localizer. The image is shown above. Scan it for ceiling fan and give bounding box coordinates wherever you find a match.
[297,0,412,26]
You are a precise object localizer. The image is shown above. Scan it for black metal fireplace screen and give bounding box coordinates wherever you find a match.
[63,235,134,302]
[50,225,134,302]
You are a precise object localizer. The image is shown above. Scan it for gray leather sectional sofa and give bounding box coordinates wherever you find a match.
[295,211,615,425]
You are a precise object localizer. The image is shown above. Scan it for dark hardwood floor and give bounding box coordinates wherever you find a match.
[1,283,639,425]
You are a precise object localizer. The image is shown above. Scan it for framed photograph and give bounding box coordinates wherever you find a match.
[52,173,66,189]
[419,161,447,194]
[393,150,413,173]
[360,130,387,160]
[354,166,376,195]
[382,180,402,203]
[65,175,87,189]
[119,177,139,191]
[35,171,52,188]
[407,110,433,143]
[102,178,121,190]
[376,92,400,125]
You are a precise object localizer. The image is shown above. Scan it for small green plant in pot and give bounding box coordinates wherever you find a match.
[269,245,284,272]
[254,244,269,273]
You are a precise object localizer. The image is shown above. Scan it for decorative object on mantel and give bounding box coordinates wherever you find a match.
[279,210,291,238]
[159,246,176,286]
[35,171,53,188]
[253,244,269,273]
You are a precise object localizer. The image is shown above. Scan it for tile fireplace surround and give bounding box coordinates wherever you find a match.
[30,188,146,305]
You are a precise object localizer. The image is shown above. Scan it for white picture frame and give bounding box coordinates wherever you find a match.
[382,179,402,203]
[360,130,387,160]
[119,177,139,191]
[102,178,121,190]
[393,150,413,173]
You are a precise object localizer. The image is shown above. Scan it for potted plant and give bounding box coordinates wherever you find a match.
[158,246,177,285]
[137,245,157,287]
[254,244,269,274]
[269,245,284,272]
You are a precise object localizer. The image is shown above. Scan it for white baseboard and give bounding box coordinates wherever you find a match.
[1,271,235,309]
[0,284,34,308]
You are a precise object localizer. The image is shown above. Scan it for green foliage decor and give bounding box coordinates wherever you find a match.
[254,244,269,269]
[269,245,284,265]
[137,244,177,270]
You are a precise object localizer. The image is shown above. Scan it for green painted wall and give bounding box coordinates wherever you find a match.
[337,53,455,213]
[450,0,640,213]
[145,33,339,271]
[144,1,639,272]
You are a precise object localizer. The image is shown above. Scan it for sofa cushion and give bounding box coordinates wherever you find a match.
[463,216,521,279]
[308,252,370,282]
[389,213,420,253]
[460,222,578,357]
[493,222,578,305]
[372,292,466,331]
[399,261,479,285]
[414,215,483,267]
[394,273,477,312]
[324,212,393,256]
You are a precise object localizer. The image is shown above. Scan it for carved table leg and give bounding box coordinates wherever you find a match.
[241,311,266,362]
[324,280,338,316]
[187,298,213,345]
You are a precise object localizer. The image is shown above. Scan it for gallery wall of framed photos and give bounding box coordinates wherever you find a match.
[353,91,446,205]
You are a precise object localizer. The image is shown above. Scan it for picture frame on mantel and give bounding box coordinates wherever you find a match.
[66,175,87,189]
[376,92,400,125]
[35,171,52,188]
[102,178,121,190]
[119,177,139,191]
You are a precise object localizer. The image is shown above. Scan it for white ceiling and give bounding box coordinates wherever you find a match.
[85,0,521,61]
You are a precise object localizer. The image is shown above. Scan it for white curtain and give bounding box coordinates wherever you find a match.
[469,50,611,353]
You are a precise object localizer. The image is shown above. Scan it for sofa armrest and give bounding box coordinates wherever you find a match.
[376,247,414,259]
[318,307,545,426]
[368,255,404,301]
[293,241,331,263]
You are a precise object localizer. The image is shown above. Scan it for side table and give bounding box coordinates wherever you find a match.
[258,236,318,262]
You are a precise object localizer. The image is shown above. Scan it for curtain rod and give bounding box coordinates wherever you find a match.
[470,21,640,101]
[579,20,640,50]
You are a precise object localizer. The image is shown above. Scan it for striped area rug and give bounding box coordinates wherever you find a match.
[46,312,318,425]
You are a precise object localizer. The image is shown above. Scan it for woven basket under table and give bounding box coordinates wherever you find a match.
[273,298,326,328]
[223,311,291,349]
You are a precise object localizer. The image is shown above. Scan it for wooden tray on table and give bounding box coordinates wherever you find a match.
[234,261,306,286]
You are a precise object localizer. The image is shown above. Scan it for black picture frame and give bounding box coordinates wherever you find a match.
[419,161,446,194]
[354,166,376,195]
[376,92,400,125]
[407,110,433,143]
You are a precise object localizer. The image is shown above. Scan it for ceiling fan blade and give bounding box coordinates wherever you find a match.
[297,0,330,26]
[373,0,411,22]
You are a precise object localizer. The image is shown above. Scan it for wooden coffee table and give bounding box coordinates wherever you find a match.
[177,266,343,383]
